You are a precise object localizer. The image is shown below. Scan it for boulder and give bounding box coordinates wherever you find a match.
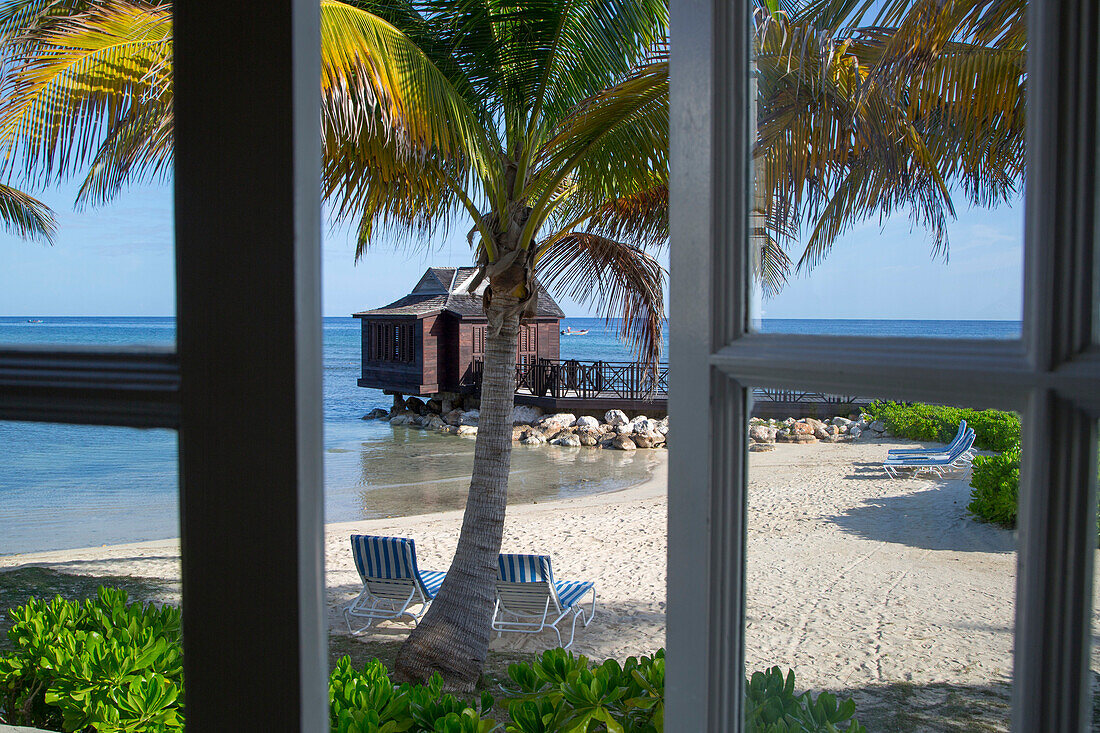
[632,432,664,449]
[870,420,887,433]
[575,415,600,429]
[749,425,776,443]
[790,434,818,443]
[748,443,775,452]
[411,414,431,428]
[849,426,863,439]
[632,418,660,434]
[443,409,465,425]
[438,424,459,435]
[615,423,635,435]
[551,433,582,447]
[792,422,814,435]
[456,425,478,436]
[425,415,445,430]
[389,412,415,425]
[511,405,544,425]
[610,434,637,450]
[404,396,427,415]
[362,408,389,420]
[579,434,599,447]
[426,398,443,414]
[831,416,852,427]
[812,424,830,440]
[459,410,480,426]
[521,428,547,444]
[536,413,577,431]
[604,409,630,427]
[512,426,528,442]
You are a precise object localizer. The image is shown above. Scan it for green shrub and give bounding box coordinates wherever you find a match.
[330,656,494,733]
[968,446,1021,527]
[865,401,1020,452]
[745,667,866,732]
[501,648,664,732]
[0,587,183,732]
[3,590,864,733]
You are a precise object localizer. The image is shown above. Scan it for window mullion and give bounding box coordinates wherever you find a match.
[174,0,325,727]
[1014,394,1098,730]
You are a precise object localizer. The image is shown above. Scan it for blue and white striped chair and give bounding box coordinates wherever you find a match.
[493,553,596,649]
[883,432,977,478]
[344,535,446,634]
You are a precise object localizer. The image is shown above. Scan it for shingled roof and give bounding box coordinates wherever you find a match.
[353,267,565,320]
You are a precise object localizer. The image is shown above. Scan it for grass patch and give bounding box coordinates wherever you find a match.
[0,567,177,654]
[843,680,1011,732]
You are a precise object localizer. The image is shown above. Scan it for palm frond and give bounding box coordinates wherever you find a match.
[526,60,667,243]
[0,181,55,241]
[536,231,665,370]
[0,1,171,185]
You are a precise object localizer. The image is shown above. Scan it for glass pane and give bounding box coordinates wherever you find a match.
[748,4,1025,339]
[0,421,182,728]
[0,0,174,347]
[745,394,1017,729]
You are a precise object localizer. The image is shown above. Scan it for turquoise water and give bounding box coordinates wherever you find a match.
[0,317,1019,554]
[0,317,667,554]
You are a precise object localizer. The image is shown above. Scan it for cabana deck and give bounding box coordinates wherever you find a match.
[472,359,871,418]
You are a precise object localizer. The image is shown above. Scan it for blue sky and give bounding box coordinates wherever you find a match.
[0,178,1023,320]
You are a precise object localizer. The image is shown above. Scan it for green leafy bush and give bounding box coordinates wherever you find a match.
[501,648,664,732]
[968,445,1021,527]
[3,590,863,733]
[745,667,866,732]
[330,656,495,733]
[0,587,183,732]
[865,401,1020,452]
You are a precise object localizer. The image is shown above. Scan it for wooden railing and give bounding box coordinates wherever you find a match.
[472,358,669,401]
[471,359,863,406]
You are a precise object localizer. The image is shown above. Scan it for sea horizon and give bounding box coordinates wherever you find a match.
[0,316,1021,555]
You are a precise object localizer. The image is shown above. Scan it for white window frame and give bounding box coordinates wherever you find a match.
[0,0,328,728]
[669,1,1100,730]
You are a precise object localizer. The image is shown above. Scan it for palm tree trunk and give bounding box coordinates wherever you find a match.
[394,292,521,689]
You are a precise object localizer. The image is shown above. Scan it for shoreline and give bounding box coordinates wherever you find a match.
[0,454,668,568]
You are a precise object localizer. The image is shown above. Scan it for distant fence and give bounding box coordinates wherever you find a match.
[474,358,669,401]
[471,359,863,408]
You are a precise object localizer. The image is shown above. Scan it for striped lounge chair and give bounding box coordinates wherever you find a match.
[344,534,446,634]
[883,432,977,478]
[493,553,596,649]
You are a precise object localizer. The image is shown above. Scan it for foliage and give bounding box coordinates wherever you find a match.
[501,647,664,732]
[865,401,1021,452]
[746,667,866,733]
[967,445,1021,527]
[1,597,864,733]
[330,656,495,733]
[0,587,183,732]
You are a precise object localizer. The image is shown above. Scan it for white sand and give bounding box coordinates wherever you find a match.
[1,439,1041,708]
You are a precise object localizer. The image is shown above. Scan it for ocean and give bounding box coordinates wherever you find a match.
[0,317,1020,554]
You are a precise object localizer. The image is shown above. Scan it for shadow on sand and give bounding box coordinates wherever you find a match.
[826,476,1016,553]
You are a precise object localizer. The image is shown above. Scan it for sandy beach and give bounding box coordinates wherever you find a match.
[0,439,1047,727]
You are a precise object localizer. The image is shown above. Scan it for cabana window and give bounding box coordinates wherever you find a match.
[369,322,415,363]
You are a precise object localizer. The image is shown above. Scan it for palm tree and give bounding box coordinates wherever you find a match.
[751,0,1025,276]
[0,0,669,687]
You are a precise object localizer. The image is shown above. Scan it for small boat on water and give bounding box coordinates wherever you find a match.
[26,319,43,323]
[560,327,589,335]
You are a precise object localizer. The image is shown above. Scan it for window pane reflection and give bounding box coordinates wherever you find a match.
[745,394,1016,729]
